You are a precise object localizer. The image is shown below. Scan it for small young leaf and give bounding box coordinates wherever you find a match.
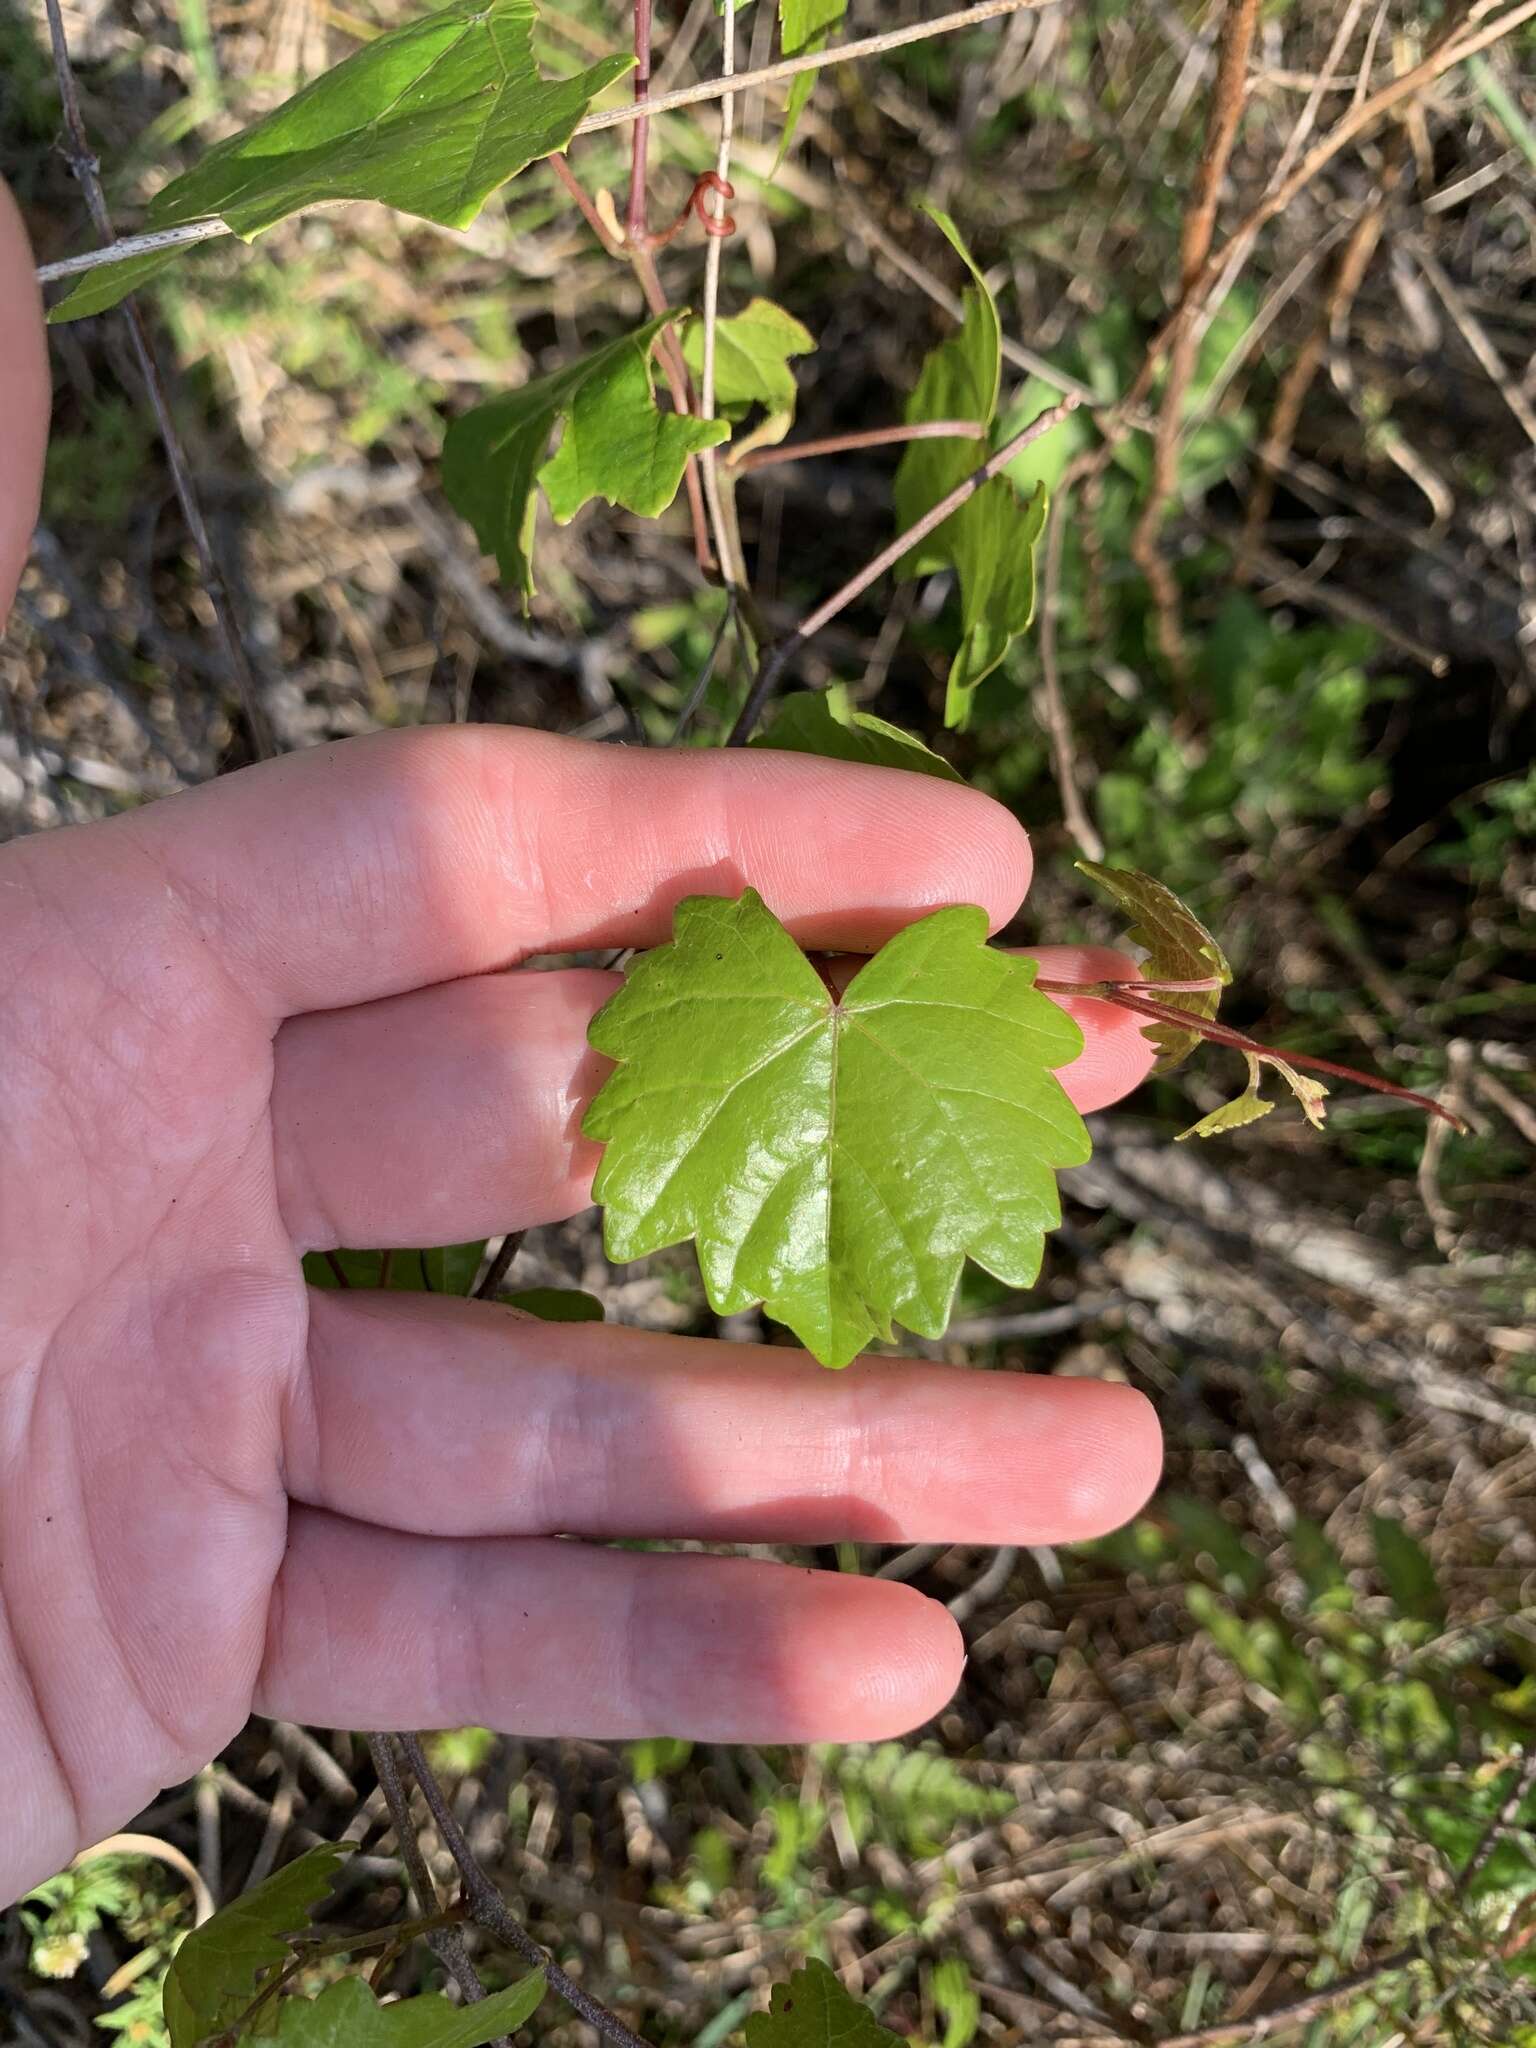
[775,0,848,160]
[162,1844,347,2048]
[49,0,632,321]
[1075,862,1232,1071]
[745,1959,900,2048]
[267,1971,545,2047]
[503,1286,605,1321]
[751,686,963,781]
[930,1958,981,2048]
[680,298,814,450]
[584,888,1089,1369]
[892,209,1047,728]
[1177,1052,1275,1142]
[302,1243,488,1293]
[1371,1514,1447,1628]
[443,315,728,598]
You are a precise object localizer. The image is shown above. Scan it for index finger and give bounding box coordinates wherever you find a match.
[112,726,1035,1018]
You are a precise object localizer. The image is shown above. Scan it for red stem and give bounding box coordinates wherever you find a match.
[1037,981,1464,1129]
[627,0,653,245]
[730,419,987,474]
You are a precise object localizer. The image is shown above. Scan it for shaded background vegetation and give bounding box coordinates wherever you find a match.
[2,0,1535,2041]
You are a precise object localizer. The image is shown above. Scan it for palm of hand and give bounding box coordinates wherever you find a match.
[0,728,1161,1907]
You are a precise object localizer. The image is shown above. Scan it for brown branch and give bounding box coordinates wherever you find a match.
[396,1734,652,2048]
[549,152,624,255]
[728,419,987,473]
[39,0,274,760]
[1089,985,1466,1128]
[1236,158,1402,577]
[472,1231,524,1301]
[626,0,653,245]
[724,393,1084,744]
[365,1735,498,2026]
[1129,0,1260,678]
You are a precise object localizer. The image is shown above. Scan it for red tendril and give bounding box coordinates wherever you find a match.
[643,173,736,248]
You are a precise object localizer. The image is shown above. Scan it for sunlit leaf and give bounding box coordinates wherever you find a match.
[443,314,728,598]
[1177,1053,1275,1142]
[584,888,1089,1368]
[751,686,963,781]
[1075,861,1232,1071]
[50,0,632,320]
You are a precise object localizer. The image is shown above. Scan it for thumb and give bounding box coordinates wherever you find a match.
[0,183,50,621]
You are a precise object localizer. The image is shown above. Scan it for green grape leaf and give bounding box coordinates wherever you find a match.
[583,888,1089,1369]
[1075,861,1232,1071]
[49,0,632,321]
[681,298,815,450]
[163,1844,347,2048]
[267,1972,545,2047]
[775,0,848,161]
[751,686,963,781]
[503,1286,605,1321]
[745,1960,900,2048]
[443,314,728,598]
[893,207,1000,575]
[302,1243,488,1293]
[1371,1514,1446,1628]
[891,209,1045,729]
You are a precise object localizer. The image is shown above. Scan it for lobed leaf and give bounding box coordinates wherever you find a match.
[162,1844,347,2048]
[583,888,1089,1369]
[50,0,632,321]
[745,1960,901,2048]
[267,1972,545,2047]
[681,298,815,450]
[443,314,728,599]
[891,208,1048,729]
[1075,861,1232,1071]
[751,686,963,781]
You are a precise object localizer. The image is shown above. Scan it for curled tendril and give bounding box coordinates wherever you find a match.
[644,173,736,249]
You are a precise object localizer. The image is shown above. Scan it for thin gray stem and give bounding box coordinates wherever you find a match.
[397,1733,653,2048]
[366,1735,499,2027]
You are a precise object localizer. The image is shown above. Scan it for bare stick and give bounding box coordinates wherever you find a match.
[366,1735,497,2023]
[472,1231,525,1301]
[38,0,1051,285]
[396,1734,652,2048]
[1128,0,1260,677]
[729,419,985,472]
[725,393,1083,743]
[39,0,274,760]
[698,0,744,592]
[1036,484,1104,861]
[1236,159,1400,575]
[626,0,653,244]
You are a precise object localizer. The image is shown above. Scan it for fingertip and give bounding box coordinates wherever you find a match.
[1045,1379,1163,1541]
[811,1577,966,1739]
[1024,944,1158,1112]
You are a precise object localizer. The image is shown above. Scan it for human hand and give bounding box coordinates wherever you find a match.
[0,187,1160,1908]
